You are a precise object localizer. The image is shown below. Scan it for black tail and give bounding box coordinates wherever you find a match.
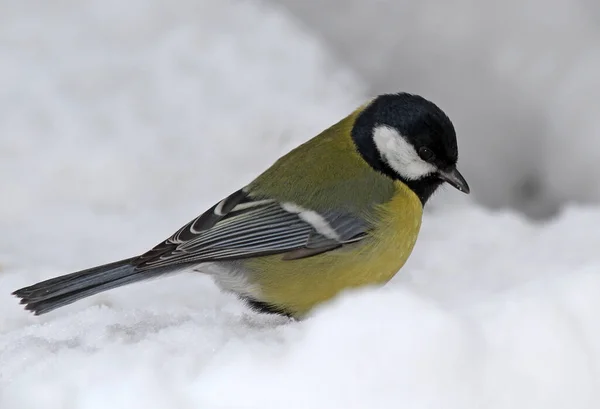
[12,257,177,315]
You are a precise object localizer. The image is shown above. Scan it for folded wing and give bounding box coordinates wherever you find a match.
[133,189,371,269]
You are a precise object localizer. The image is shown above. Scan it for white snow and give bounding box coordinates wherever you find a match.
[2,1,600,408]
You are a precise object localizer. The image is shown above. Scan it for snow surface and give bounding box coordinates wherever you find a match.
[2,1,600,408]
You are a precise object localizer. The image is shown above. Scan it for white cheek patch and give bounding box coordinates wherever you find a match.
[372,125,437,180]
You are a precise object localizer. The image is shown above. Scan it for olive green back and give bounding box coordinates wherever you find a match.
[247,107,396,215]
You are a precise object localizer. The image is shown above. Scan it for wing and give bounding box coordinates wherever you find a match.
[133,189,371,270]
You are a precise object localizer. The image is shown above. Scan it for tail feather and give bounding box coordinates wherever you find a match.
[12,257,179,315]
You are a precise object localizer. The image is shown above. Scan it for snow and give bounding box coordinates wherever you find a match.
[2,0,600,408]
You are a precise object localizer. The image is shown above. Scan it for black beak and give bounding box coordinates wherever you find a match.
[438,167,470,194]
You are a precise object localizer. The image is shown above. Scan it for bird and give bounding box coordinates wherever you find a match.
[13,92,469,319]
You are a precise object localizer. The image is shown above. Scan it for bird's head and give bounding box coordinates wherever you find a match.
[351,92,469,204]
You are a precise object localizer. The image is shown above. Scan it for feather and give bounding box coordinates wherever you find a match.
[134,189,373,268]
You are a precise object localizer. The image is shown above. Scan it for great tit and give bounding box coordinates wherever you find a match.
[13,92,469,319]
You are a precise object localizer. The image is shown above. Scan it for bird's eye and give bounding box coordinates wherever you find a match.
[418,147,435,162]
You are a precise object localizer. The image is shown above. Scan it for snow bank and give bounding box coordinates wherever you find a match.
[4,206,600,409]
[2,1,600,409]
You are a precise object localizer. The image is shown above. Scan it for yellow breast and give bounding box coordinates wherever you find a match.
[245,181,423,317]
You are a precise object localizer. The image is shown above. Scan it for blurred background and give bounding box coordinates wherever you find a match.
[3,0,600,221]
[275,0,600,220]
